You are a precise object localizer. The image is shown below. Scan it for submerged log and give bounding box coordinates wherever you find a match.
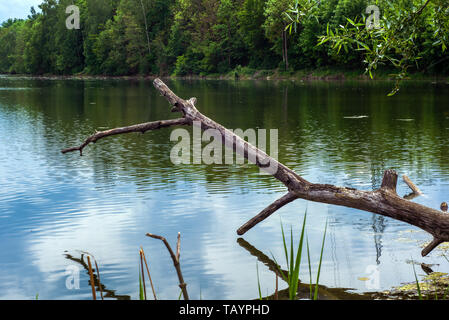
[403,174,422,197]
[62,78,449,257]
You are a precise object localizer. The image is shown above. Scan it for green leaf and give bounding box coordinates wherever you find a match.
[256,263,263,300]
[346,17,356,26]
[412,261,423,300]
[139,270,145,301]
[314,220,327,300]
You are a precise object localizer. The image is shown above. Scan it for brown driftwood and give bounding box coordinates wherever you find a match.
[403,174,422,194]
[62,78,449,257]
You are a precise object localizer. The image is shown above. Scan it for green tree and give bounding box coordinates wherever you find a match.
[264,0,294,70]
[318,0,449,94]
[238,0,275,68]
[0,20,24,73]
[53,0,85,74]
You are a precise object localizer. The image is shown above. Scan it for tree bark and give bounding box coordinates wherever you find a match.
[139,0,151,57]
[284,30,289,70]
[62,78,449,257]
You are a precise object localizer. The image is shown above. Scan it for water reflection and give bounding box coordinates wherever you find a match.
[64,252,131,300]
[0,77,449,299]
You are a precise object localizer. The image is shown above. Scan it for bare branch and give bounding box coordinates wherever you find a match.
[61,118,190,155]
[146,233,189,300]
[403,174,422,195]
[176,232,181,262]
[422,238,444,257]
[87,256,97,300]
[94,259,104,300]
[237,192,298,236]
[140,247,157,300]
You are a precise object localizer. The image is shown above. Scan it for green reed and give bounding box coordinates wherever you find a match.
[271,213,327,300]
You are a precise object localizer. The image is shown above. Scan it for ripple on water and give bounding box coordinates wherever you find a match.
[2,79,449,299]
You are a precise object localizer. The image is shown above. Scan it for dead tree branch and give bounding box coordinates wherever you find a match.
[237,192,298,236]
[146,233,189,300]
[62,78,449,257]
[61,118,190,156]
[403,174,422,194]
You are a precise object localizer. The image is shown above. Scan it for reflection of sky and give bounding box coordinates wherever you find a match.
[1,79,449,300]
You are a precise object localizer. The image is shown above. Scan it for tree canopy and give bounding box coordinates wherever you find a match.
[0,0,447,80]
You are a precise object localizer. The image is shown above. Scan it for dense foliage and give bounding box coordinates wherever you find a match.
[0,0,447,77]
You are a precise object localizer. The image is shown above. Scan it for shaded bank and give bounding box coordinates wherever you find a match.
[2,66,449,82]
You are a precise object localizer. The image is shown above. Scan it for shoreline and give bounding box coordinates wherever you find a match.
[1,67,448,83]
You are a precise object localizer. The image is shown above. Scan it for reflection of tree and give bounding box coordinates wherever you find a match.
[237,238,374,300]
[7,79,449,192]
[64,253,131,300]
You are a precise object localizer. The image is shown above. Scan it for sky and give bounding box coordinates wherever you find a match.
[0,0,42,24]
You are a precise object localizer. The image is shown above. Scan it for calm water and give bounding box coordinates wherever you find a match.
[1,76,449,300]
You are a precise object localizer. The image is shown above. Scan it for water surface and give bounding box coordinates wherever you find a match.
[1,76,449,299]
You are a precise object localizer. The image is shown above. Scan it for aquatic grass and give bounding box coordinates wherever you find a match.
[412,261,423,300]
[313,220,328,300]
[139,269,145,301]
[306,238,313,299]
[272,214,307,300]
[423,254,449,300]
[275,274,279,300]
[255,262,272,300]
[442,255,449,300]
[139,249,147,300]
[256,263,263,300]
[271,213,328,300]
[404,257,449,300]
[138,247,160,301]
[306,220,327,300]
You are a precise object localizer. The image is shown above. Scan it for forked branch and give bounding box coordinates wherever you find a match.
[63,78,449,257]
[146,233,189,300]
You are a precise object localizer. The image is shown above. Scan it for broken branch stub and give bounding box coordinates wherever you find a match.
[62,78,449,256]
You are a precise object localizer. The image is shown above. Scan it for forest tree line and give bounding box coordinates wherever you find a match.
[0,0,447,77]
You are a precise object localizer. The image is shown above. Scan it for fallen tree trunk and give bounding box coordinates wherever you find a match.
[62,78,449,257]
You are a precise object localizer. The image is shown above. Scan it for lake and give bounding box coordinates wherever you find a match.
[1,75,449,300]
